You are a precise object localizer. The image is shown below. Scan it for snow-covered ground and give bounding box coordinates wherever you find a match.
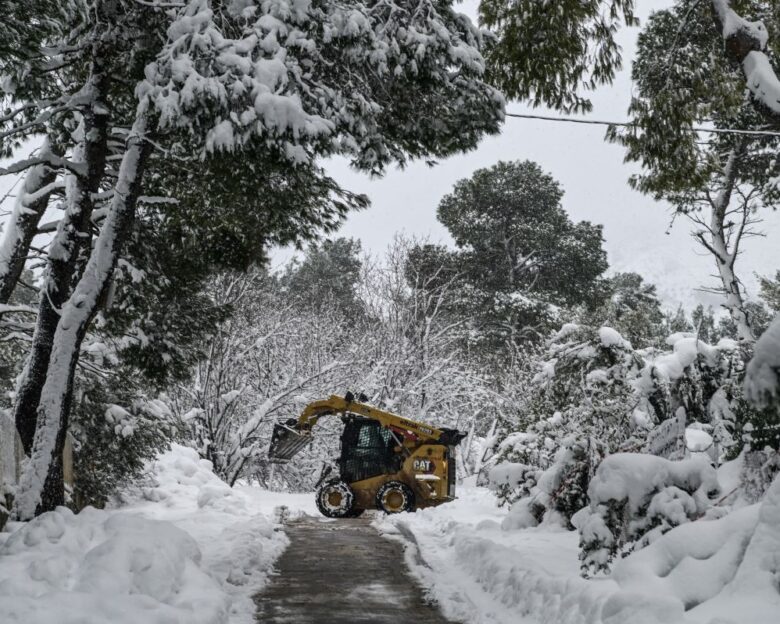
[376,486,614,624]
[0,444,314,624]
[376,480,780,624]
[3,448,777,624]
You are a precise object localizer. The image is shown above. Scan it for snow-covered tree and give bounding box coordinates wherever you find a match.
[281,238,366,322]
[608,0,780,342]
[171,269,356,487]
[579,272,665,348]
[410,161,608,355]
[1,0,505,518]
[172,237,496,489]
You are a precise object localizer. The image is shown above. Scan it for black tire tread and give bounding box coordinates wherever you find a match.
[375,480,415,514]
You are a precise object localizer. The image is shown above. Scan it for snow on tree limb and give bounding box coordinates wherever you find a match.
[14,114,150,520]
[146,0,503,169]
[0,139,58,303]
[712,0,780,120]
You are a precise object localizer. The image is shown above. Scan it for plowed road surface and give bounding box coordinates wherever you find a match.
[255,515,453,623]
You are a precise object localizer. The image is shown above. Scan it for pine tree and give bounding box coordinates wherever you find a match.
[282,238,365,322]
[479,0,638,113]
[417,161,608,355]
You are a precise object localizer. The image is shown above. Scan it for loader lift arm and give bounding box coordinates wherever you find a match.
[269,393,463,462]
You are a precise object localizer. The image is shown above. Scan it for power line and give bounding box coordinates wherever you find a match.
[505,111,780,138]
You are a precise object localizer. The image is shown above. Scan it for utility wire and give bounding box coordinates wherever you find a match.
[505,111,780,138]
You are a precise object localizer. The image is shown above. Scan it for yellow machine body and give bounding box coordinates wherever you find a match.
[268,394,466,515]
[349,444,454,511]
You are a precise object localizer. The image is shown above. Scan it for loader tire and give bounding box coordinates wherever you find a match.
[316,480,355,518]
[375,481,414,514]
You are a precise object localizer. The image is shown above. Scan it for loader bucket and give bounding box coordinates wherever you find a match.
[268,422,311,462]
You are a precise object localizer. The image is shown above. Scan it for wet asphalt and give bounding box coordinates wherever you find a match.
[254,515,453,623]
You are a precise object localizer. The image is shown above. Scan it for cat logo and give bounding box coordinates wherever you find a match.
[413,459,433,473]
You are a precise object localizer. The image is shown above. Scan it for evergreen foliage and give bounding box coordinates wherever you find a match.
[580,272,665,347]
[479,0,638,113]
[69,380,179,510]
[282,238,365,321]
[409,161,609,354]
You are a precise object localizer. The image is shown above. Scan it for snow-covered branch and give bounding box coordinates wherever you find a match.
[712,0,780,121]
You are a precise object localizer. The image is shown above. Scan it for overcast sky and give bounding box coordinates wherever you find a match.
[292,0,780,312]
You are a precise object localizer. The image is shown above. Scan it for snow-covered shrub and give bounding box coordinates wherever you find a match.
[636,334,746,460]
[487,431,547,505]
[488,462,540,507]
[495,325,646,528]
[70,386,180,510]
[502,436,598,530]
[494,321,769,538]
[578,453,720,577]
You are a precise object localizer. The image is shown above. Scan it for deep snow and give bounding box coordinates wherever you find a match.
[2,447,777,624]
[0,444,313,624]
[376,480,780,624]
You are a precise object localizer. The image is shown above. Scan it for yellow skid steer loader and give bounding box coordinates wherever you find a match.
[268,393,466,517]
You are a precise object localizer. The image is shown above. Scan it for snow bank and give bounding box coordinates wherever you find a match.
[376,487,616,624]
[0,444,289,624]
[380,483,780,624]
[588,454,719,514]
[0,507,227,624]
[137,443,247,514]
[690,474,780,622]
[607,505,760,620]
[125,444,290,623]
[604,474,780,623]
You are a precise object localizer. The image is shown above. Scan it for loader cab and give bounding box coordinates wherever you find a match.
[339,417,402,483]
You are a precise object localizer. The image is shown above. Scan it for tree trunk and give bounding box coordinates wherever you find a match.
[706,144,755,342]
[13,68,110,455]
[0,139,59,304]
[14,115,150,519]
